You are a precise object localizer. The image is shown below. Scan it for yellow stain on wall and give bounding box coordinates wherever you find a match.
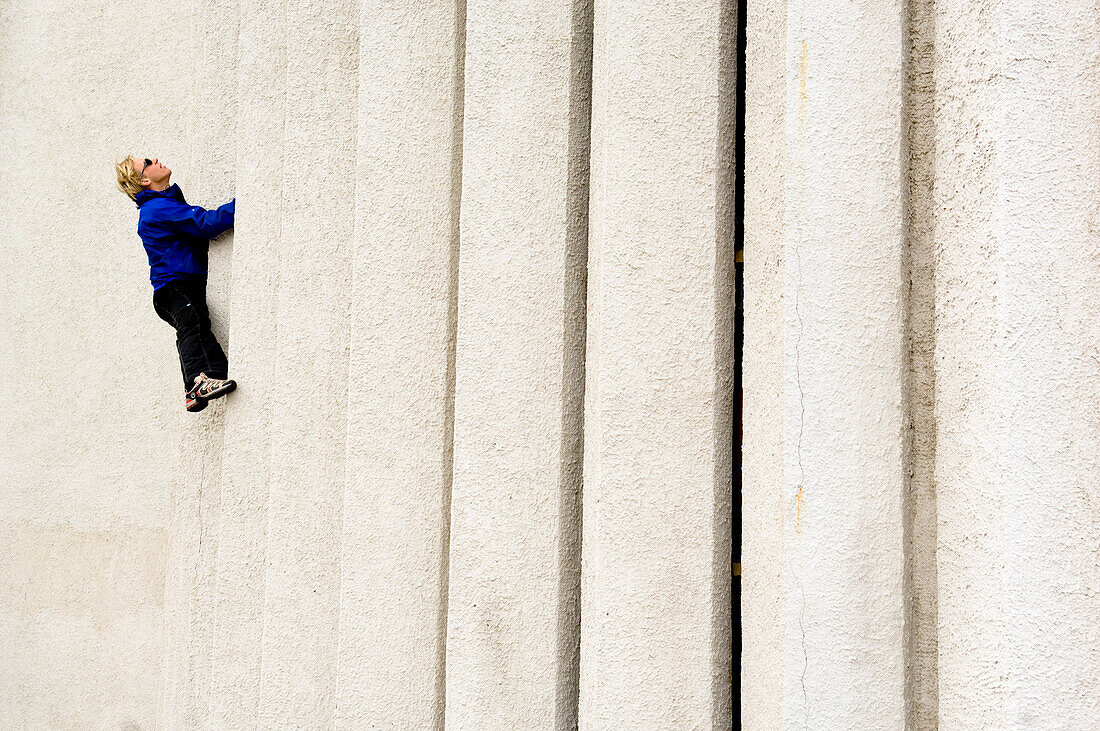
[795,485,805,531]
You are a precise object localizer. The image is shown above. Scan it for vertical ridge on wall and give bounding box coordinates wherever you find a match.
[931,1,1007,725]
[781,1,907,726]
[206,0,287,723]
[739,0,786,723]
[256,0,358,723]
[160,0,239,724]
[935,0,1100,724]
[902,0,939,725]
[160,410,226,728]
[996,4,1100,721]
[440,1,467,715]
[559,0,593,718]
[713,0,737,723]
[579,0,733,725]
[445,0,591,725]
[333,1,464,726]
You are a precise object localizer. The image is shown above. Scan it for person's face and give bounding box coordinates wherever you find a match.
[133,156,171,187]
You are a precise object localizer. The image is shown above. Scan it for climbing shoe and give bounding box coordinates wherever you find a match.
[191,373,237,402]
[185,391,208,413]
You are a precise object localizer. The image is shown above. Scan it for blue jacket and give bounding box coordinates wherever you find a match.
[135,184,235,289]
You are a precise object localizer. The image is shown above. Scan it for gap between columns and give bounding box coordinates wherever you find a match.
[440,0,468,722]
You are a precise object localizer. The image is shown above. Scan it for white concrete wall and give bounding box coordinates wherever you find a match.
[1,0,193,726]
[931,2,1008,724]
[934,0,1100,726]
[160,1,239,724]
[445,0,587,726]
[256,3,358,725]
[996,4,1100,721]
[740,0,787,724]
[580,0,733,726]
[5,0,1100,728]
[742,0,909,727]
[335,2,462,727]
[205,0,285,723]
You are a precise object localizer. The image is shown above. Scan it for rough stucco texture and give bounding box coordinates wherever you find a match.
[784,0,908,726]
[580,0,733,727]
[932,1,1009,724]
[740,0,787,725]
[741,0,1100,729]
[159,0,238,725]
[7,0,1100,726]
[336,3,461,728]
[203,0,284,724]
[446,0,586,727]
[0,0,192,726]
[743,0,909,727]
[996,2,1100,722]
[2,0,734,726]
[935,0,1100,726]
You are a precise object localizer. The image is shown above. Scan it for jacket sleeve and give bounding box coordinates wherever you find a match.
[158,198,235,239]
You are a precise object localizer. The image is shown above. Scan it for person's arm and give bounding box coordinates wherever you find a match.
[158,198,235,239]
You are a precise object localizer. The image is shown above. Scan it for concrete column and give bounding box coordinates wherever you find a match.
[997,4,1100,722]
[740,0,787,725]
[205,0,285,724]
[444,0,590,726]
[160,422,224,728]
[255,1,357,725]
[930,3,1005,721]
[160,0,238,724]
[334,2,463,727]
[934,1,1100,725]
[579,0,734,726]
[741,1,908,727]
[185,0,239,343]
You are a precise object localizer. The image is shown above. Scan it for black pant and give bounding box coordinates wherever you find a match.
[152,278,229,390]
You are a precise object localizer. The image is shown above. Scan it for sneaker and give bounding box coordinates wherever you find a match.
[192,372,236,401]
[185,391,208,412]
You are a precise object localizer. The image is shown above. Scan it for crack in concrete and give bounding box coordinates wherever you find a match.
[794,11,810,722]
[793,232,809,728]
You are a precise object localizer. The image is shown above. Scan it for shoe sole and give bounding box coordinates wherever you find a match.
[186,398,208,413]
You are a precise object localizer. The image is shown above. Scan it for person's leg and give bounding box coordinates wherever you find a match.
[153,281,217,388]
[184,282,230,381]
[174,341,188,388]
[153,284,195,390]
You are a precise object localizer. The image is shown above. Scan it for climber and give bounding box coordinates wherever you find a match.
[114,155,237,413]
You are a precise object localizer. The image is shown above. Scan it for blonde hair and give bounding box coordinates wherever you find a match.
[115,156,145,200]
